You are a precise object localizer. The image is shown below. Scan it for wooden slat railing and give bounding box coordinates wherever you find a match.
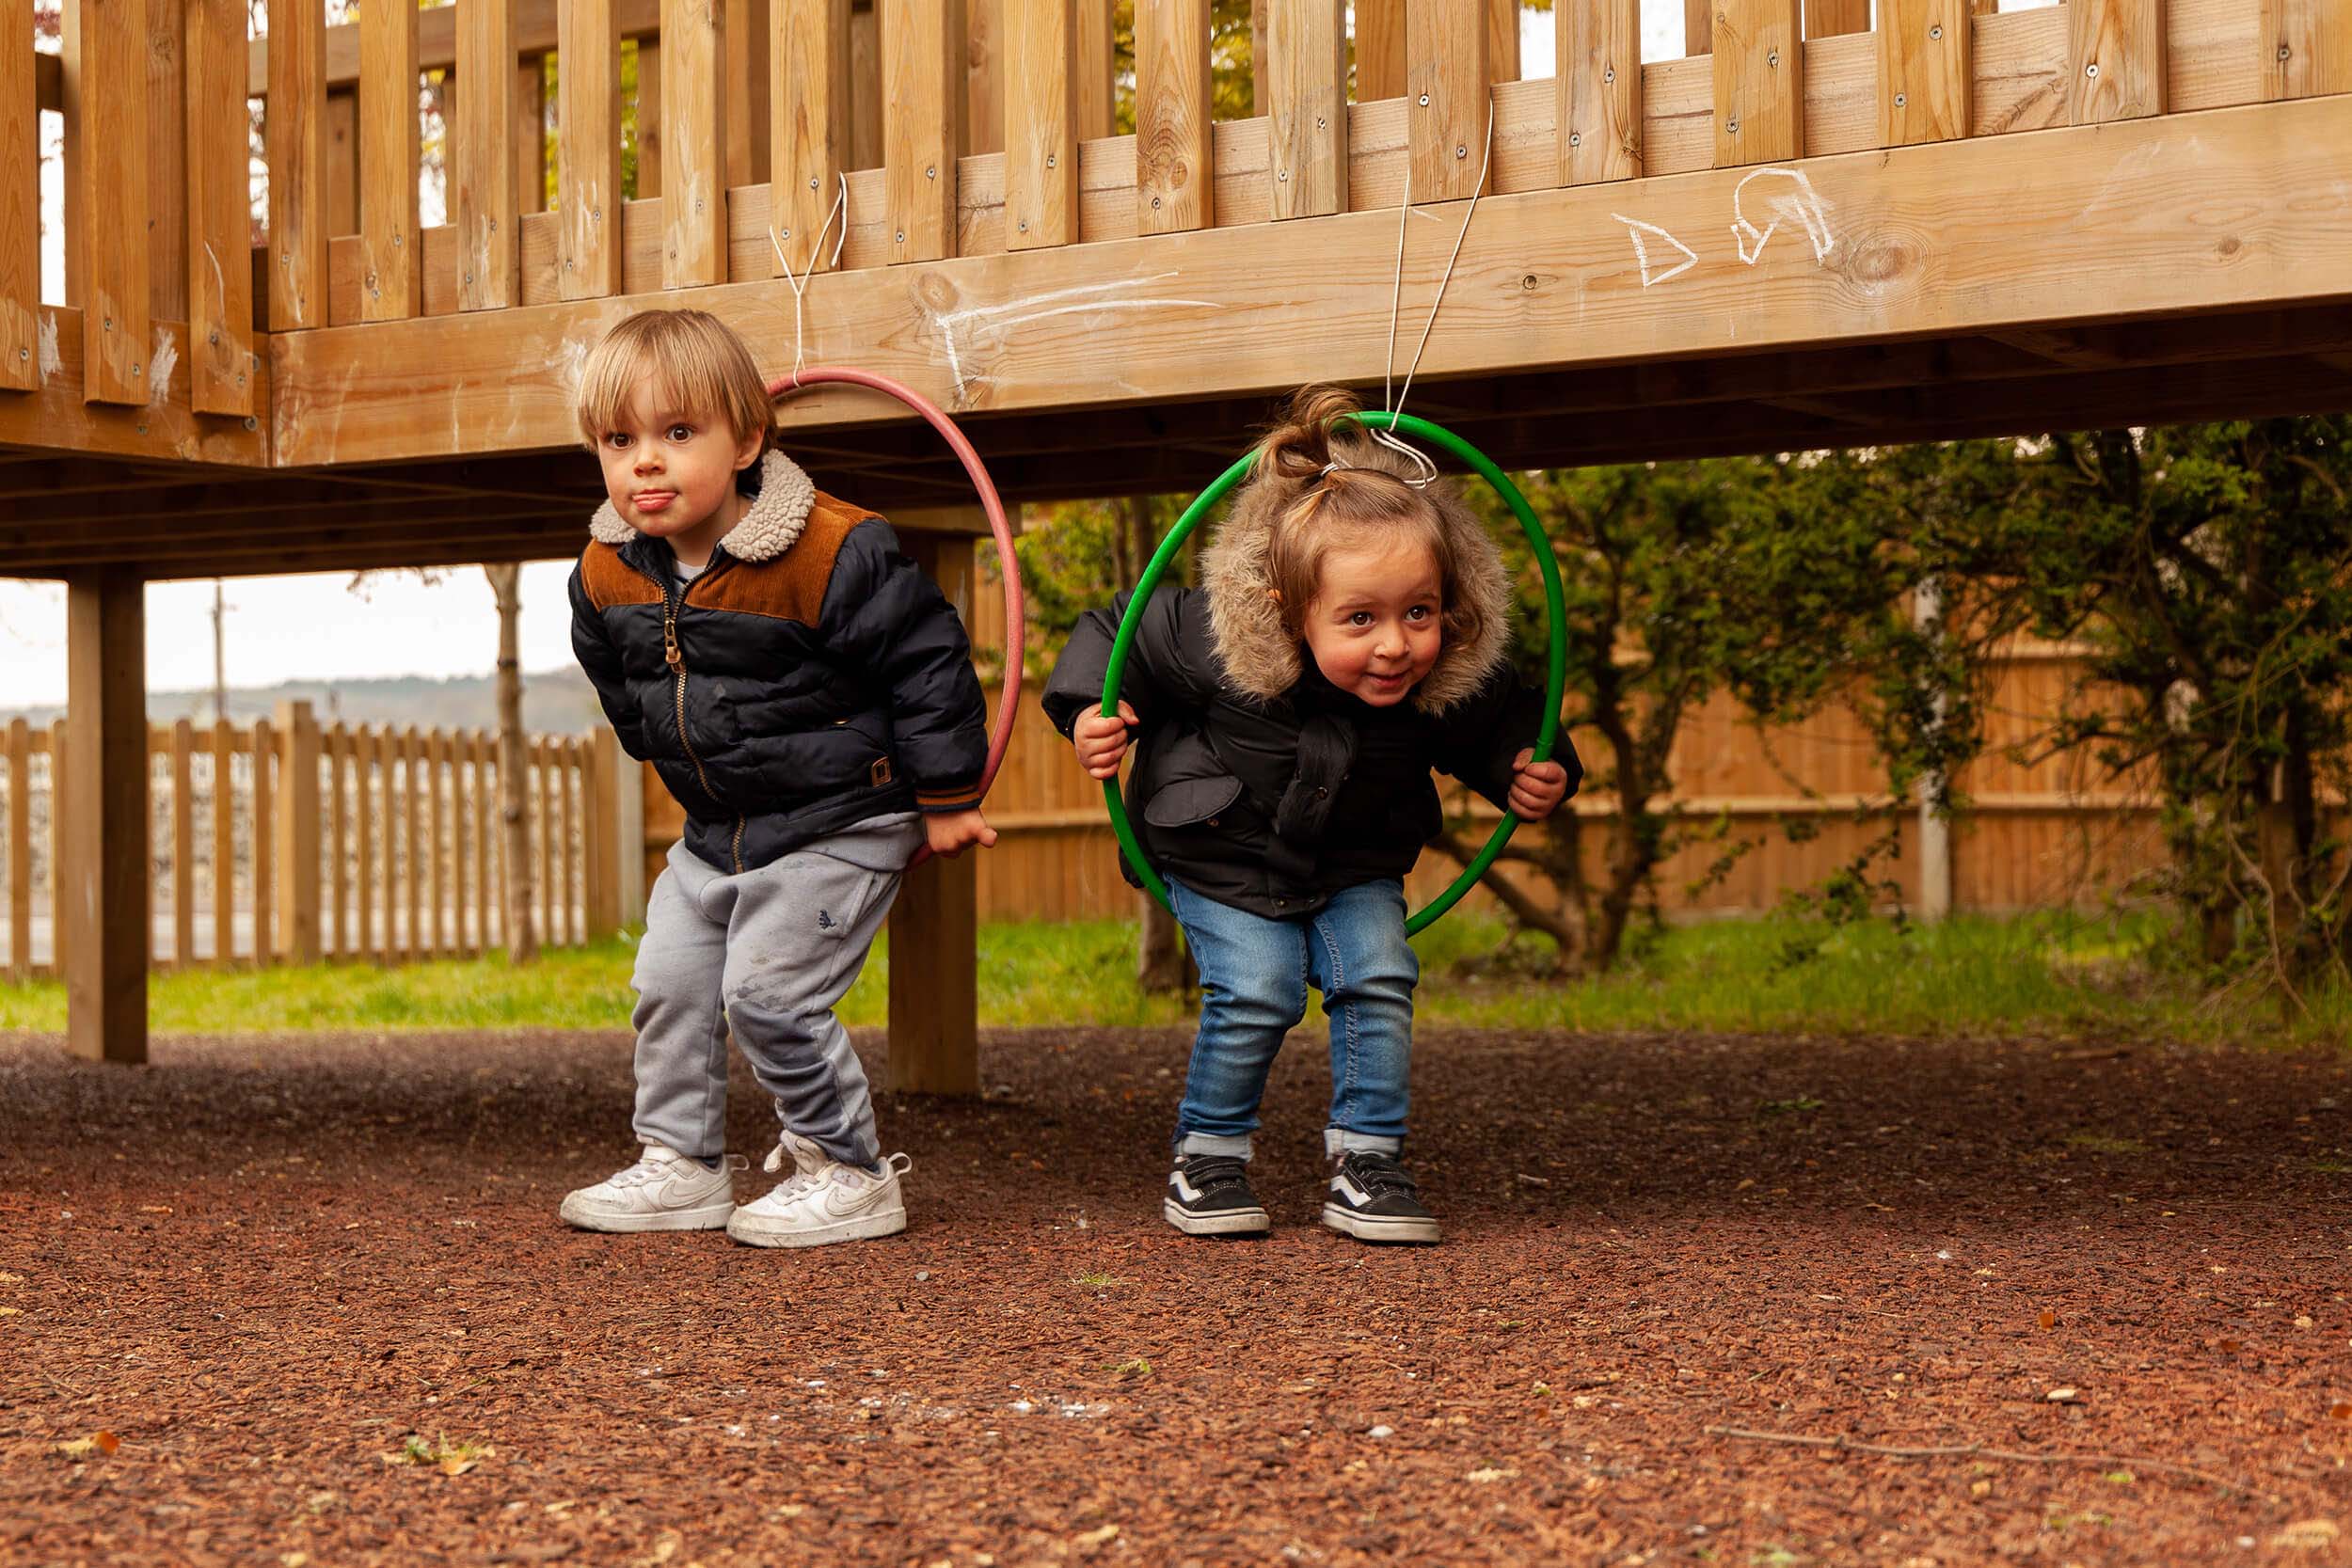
[0,702,623,980]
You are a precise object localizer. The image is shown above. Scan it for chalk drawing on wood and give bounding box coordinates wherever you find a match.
[1612,214,1699,288]
[1730,166,1837,266]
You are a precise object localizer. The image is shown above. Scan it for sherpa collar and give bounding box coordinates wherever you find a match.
[587,449,819,563]
[1199,462,1515,717]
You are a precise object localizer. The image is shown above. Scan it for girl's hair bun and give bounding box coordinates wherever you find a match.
[1253,384,1371,484]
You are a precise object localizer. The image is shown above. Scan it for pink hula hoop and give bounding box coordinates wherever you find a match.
[767,367,1025,868]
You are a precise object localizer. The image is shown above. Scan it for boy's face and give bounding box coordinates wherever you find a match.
[593,373,764,562]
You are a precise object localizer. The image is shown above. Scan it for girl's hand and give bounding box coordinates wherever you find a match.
[925,809,997,857]
[1508,750,1570,820]
[1073,703,1137,780]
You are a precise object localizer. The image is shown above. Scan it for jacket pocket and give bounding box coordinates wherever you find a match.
[1139,733,1245,829]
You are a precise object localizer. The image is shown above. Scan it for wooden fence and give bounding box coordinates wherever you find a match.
[0,702,632,978]
[633,623,2176,926]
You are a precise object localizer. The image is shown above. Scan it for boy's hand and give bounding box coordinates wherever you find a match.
[925,809,997,857]
[1073,702,1137,780]
[1508,750,1571,820]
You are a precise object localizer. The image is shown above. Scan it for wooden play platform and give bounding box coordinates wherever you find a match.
[4,0,2347,1065]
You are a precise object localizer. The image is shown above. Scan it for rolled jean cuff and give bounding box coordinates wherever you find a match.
[1325,1127,1403,1158]
[1175,1131,1255,1161]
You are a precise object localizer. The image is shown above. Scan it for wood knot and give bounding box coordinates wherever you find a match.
[2217,235,2243,259]
[1845,240,1914,285]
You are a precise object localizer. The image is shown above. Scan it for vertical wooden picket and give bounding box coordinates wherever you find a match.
[355,725,376,958]
[1073,0,1112,138]
[6,719,28,976]
[1714,0,1804,166]
[430,728,451,956]
[772,0,850,277]
[185,0,253,415]
[884,0,964,264]
[46,720,64,975]
[403,726,423,963]
[359,0,420,320]
[1265,0,1344,219]
[472,732,495,951]
[266,0,326,330]
[171,720,194,966]
[635,39,664,198]
[1561,0,1642,184]
[661,0,728,287]
[725,0,771,186]
[0,0,33,392]
[1004,0,1076,250]
[62,0,151,404]
[516,53,548,215]
[1407,0,1491,200]
[2069,0,2165,123]
[274,701,322,963]
[560,739,581,943]
[560,0,623,298]
[250,715,275,968]
[457,0,518,309]
[1879,0,1971,147]
[1358,0,1406,99]
[212,718,234,964]
[2261,1,2351,99]
[536,740,558,943]
[1136,0,1213,234]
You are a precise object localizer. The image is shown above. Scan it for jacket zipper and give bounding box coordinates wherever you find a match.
[655,563,747,873]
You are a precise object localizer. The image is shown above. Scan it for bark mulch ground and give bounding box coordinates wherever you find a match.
[1,1023,2347,1567]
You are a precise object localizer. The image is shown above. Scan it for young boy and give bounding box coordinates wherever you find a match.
[559,309,993,1247]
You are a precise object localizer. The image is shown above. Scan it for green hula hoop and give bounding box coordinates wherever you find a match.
[1101,410,1568,936]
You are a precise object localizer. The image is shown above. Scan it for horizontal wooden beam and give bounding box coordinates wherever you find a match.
[270,92,2352,467]
[0,307,269,465]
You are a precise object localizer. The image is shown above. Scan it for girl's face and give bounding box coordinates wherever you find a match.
[1301,538,1444,706]
[595,373,764,565]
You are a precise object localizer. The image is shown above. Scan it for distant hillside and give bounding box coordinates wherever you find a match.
[4,668,607,735]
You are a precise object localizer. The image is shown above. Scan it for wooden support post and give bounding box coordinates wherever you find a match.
[359,0,420,320]
[1804,0,1868,35]
[1487,0,1520,82]
[0,0,34,390]
[886,530,978,1097]
[187,0,254,410]
[633,39,663,198]
[561,0,622,298]
[2068,0,2164,124]
[724,0,771,185]
[1714,0,1804,166]
[62,0,151,404]
[1073,0,1113,139]
[63,570,148,1064]
[771,0,850,276]
[265,0,325,330]
[1136,0,1214,233]
[1685,0,1711,55]
[7,719,30,977]
[1560,0,1642,184]
[662,0,729,285]
[2261,0,2351,100]
[1408,0,1491,201]
[1265,0,1344,219]
[273,700,322,964]
[1879,0,1970,146]
[1003,0,1076,250]
[883,0,964,264]
[457,0,518,309]
[516,54,548,214]
[1357,0,1406,100]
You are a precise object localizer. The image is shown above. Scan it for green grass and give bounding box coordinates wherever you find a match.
[0,909,2345,1045]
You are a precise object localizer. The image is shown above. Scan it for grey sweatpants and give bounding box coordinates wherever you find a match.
[630,814,922,1169]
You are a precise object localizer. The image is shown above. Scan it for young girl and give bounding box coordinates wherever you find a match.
[1041,387,1579,1243]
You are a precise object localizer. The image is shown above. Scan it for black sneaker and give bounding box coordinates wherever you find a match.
[1321,1150,1440,1243]
[1163,1153,1271,1237]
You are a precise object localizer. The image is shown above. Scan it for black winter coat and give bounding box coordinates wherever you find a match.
[570,451,987,875]
[1041,585,1575,919]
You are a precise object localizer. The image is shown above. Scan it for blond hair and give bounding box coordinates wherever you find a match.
[1237,385,1487,650]
[574,309,776,454]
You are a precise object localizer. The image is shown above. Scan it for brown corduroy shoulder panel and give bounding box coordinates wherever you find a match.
[686,492,882,626]
[580,543,661,610]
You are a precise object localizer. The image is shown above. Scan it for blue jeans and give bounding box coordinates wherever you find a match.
[1167,878,1419,1161]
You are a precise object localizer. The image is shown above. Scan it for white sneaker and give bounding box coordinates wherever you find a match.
[558,1143,741,1233]
[724,1132,912,1248]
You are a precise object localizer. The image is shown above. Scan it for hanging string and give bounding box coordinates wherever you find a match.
[769,174,851,388]
[1370,100,1497,485]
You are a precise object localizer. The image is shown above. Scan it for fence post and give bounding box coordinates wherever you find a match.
[274,700,322,963]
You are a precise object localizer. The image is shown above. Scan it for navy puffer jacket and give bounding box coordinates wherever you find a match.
[569,451,988,874]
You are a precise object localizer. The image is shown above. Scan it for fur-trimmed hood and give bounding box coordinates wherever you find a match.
[1199,460,1516,716]
[587,449,819,563]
